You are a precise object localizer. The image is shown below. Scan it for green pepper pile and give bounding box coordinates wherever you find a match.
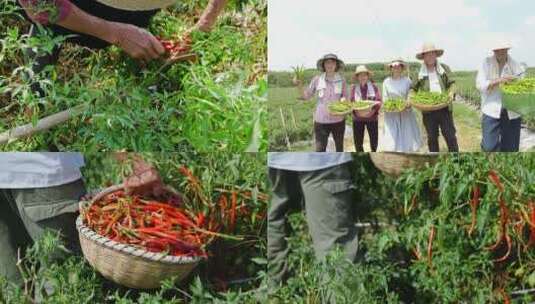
[411,91,449,105]
[382,99,408,112]
[502,78,535,95]
[328,100,353,115]
[353,101,374,111]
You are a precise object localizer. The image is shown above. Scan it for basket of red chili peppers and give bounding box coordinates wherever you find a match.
[76,184,210,289]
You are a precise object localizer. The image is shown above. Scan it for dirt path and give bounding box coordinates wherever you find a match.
[320,100,535,152]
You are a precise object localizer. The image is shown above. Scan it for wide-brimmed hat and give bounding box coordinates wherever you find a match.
[386,58,407,69]
[416,43,444,60]
[354,65,373,77]
[95,0,176,11]
[316,54,345,72]
[492,41,512,52]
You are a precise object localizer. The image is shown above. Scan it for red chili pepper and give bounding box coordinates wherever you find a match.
[427,225,436,267]
[500,288,510,304]
[468,186,480,236]
[230,191,237,231]
[527,202,535,248]
[413,246,422,261]
[409,194,418,212]
[488,170,504,192]
[486,196,512,263]
[219,194,228,222]
[494,233,512,262]
[85,191,210,257]
[197,212,205,227]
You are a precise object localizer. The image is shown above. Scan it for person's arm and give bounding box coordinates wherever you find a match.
[19,0,164,61]
[374,84,382,103]
[18,0,72,25]
[475,61,490,92]
[410,77,421,93]
[372,84,382,112]
[296,76,317,101]
[195,0,228,32]
[382,81,389,101]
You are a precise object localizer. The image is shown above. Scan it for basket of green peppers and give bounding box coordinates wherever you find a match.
[502,78,535,116]
[382,99,409,113]
[353,100,376,117]
[409,91,450,112]
[327,100,354,115]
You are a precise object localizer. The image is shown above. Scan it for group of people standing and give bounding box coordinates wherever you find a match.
[294,42,526,152]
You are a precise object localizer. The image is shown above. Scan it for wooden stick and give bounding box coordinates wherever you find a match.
[290,108,298,129]
[279,107,291,150]
[0,103,88,145]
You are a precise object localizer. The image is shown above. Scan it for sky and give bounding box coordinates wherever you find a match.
[268,0,535,71]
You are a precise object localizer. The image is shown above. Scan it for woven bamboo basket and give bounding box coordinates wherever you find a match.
[369,152,440,177]
[76,185,203,289]
[410,101,449,112]
[353,101,375,117]
[502,92,535,117]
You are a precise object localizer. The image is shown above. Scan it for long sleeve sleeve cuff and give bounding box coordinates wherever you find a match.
[19,0,72,25]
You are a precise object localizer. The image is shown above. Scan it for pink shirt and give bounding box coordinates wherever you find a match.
[303,75,348,124]
[19,0,72,25]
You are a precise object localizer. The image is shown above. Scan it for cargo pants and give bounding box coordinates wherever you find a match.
[267,163,359,287]
[0,179,86,285]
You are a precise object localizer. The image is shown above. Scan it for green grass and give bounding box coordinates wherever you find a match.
[268,87,315,151]
[0,0,267,152]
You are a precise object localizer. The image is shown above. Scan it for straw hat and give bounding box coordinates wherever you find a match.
[416,43,444,60]
[386,58,407,69]
[316,54,345,72]
[95,0,176,11]
[492,41,512,51]
[354,65,373,77]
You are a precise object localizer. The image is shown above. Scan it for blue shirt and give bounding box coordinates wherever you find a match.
[268,152,352,171]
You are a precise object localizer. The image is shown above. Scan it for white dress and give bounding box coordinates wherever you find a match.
[380,77,423,152]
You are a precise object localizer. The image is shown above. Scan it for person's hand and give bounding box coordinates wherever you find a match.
[292,76,303,87]
[448,90,456,101]
[501,76,516,84]
[107,22,165,62]
[488,79,502,91]
[124,159,165,198]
